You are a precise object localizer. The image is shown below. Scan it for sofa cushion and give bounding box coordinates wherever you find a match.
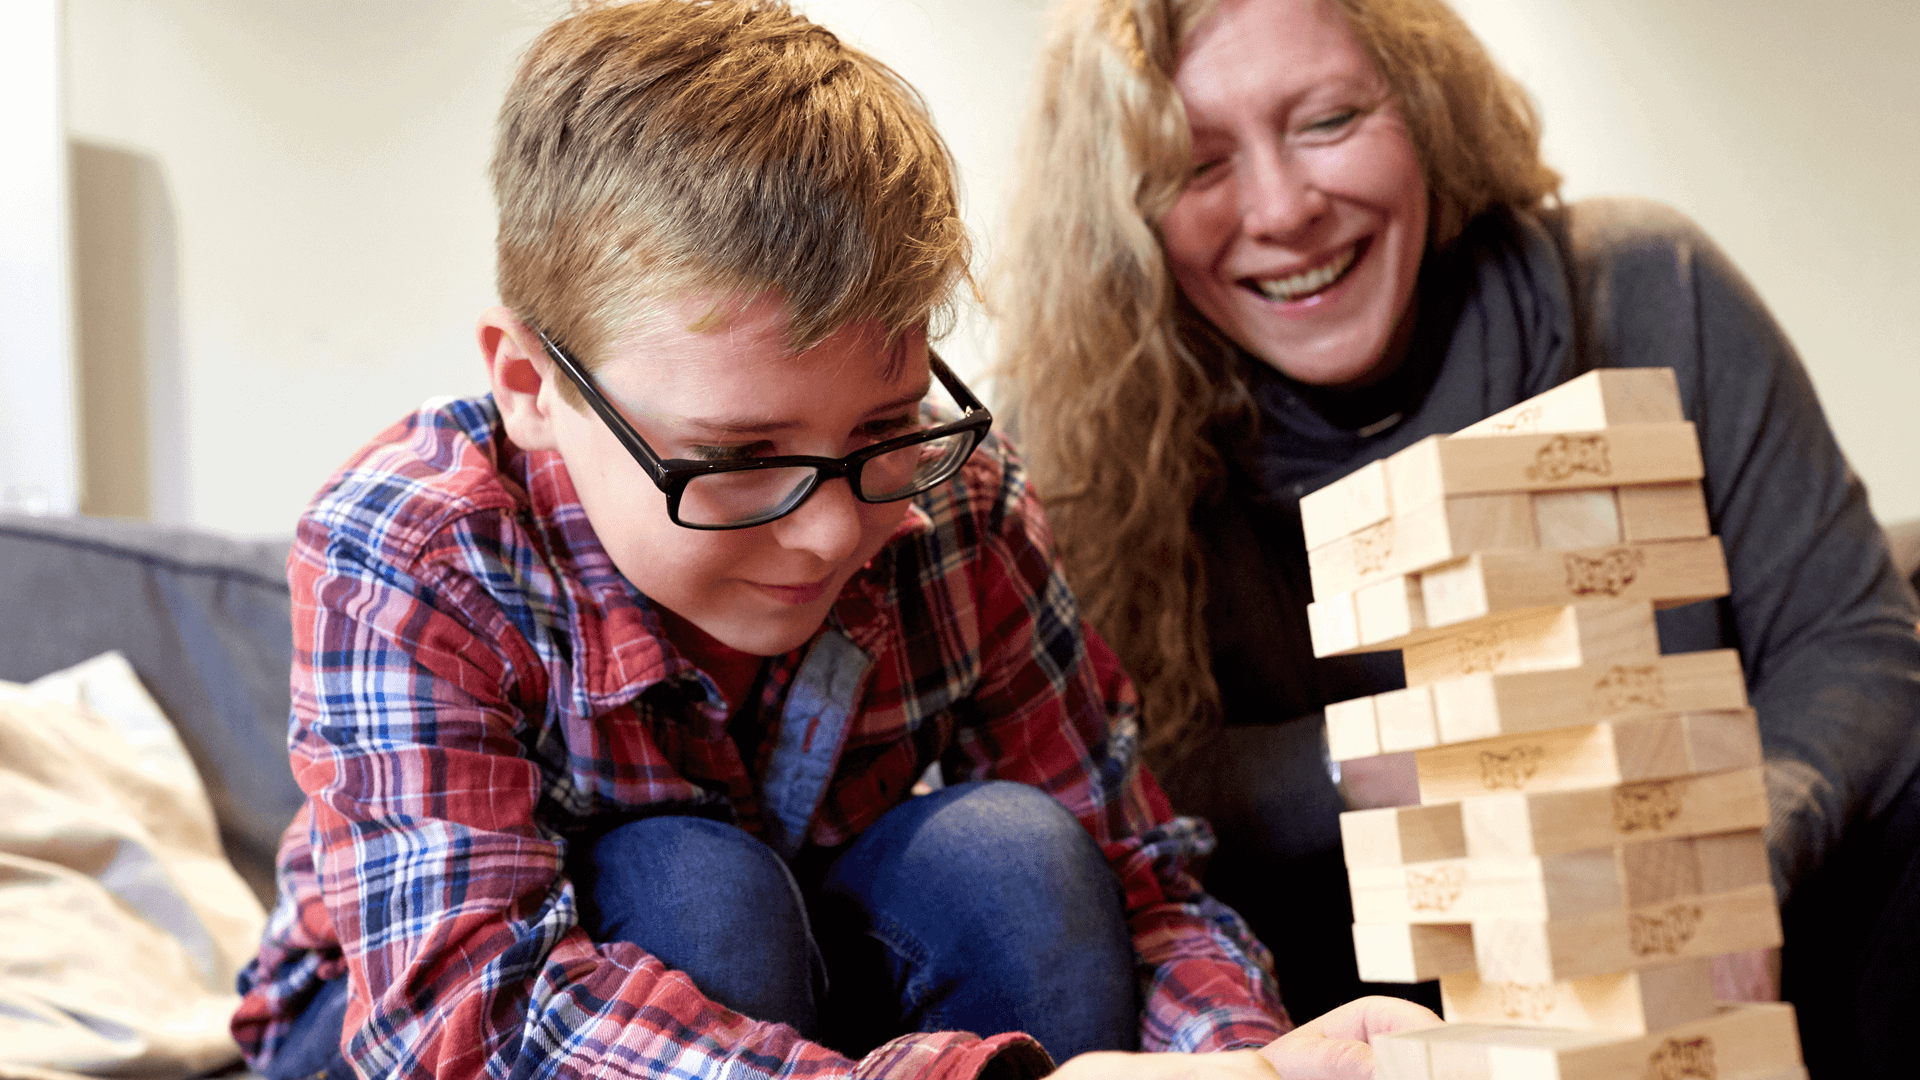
[0,513,300,904]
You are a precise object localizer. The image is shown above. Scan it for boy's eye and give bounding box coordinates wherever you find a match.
[686,441,771,463]
[861,414,922,441]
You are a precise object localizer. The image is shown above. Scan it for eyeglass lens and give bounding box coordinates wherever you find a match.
[675,429,976,527]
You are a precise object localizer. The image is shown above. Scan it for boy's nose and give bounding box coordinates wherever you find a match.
[769,476,864,564]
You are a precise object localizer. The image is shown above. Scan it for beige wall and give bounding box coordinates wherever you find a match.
[1454,0,1920,526]
[63,0,1920,536]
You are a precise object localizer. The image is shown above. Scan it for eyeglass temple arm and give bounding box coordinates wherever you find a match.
[531,326,669,475]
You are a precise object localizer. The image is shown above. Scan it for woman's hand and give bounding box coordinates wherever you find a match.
[1255,996,1443,1079]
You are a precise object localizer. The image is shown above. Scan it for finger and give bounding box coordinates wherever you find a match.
[1256,1036,1375,1080]
[1291,996,1443,1043]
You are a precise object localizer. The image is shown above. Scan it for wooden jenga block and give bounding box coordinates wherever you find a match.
[1319,583,1663,664]
[1358,573,1428,645]
[1428,648,1748,742]
[1681,826,1766,895]
[1341,802,1468,868]
[1351,831,1770,925]
[1472,883,1782,984]
[1618,480,1711,542]
[1326,696,1381,761]
[1531,489,1621,550]
[1373,1002,1803,1080]
[1452,369,1686,440]
[1415,709,1762,802]
[1350,849,1620,924]
[1301,458,1392,550]
[1308,588,1362,655]
[1439,958,1717,1035]
[1353,921,1477,983]
[1417,537,1729,630]
[1387,423,1703,514]
[1461,769,1768,859]
[1377,684,1442,752]
[1309,492,1537,599]
[1403,600,1661,687]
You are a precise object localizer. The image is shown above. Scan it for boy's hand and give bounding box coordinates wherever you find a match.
[1255,996,1443,1079]
[1047,997,1441,1080]
[1050,1049,1281,1080]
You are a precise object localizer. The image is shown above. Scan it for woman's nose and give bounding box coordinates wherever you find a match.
[1240,146,1329,242]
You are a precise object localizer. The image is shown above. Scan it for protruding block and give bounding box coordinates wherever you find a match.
[1461,768,1768,859]
[1453,369,1684,440]
[1531,488,1621,550]
[1428,648,1748,742]
[1415,709,1761,802]
[1373,1002,1803,1080]
[1618,480,1711,542]
[1353,921,1476,983]
[1439,958,1717,1035]
[1302,458,1392,550]
[1317,535,1727,659]
[1387,422,1703,514]
[1309,492,1536,599]
[1308,588,1362,655]
[1403,599,1661,688]
[1473,883,1782,983]
[1377,685,1441,752]
[1418,537,1729,630]
[1341,802,1467,869]
[1325,696,1381,761]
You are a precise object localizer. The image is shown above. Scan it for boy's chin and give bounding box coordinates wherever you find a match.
[705,608,835,660]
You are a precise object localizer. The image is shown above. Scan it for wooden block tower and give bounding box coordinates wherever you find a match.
[1300,370,1808,1080]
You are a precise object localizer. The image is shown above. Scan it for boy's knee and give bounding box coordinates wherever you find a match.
[916,780,1106,877]
[572,815,813,962]
[829,780,1123,928]
[573,815,820,1031]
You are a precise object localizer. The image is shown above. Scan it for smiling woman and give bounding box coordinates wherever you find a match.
[997,0,1920,1065]
[1157,0,1429,388]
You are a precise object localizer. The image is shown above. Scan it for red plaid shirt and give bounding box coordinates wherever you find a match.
[232,396,1285,1080]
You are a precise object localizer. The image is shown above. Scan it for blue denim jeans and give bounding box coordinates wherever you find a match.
[263,780,1136,1078]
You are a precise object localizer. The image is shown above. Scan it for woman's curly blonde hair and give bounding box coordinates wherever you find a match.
[995,0,1560,766]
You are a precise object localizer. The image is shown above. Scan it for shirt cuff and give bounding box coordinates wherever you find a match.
[854,1031,1053,1080]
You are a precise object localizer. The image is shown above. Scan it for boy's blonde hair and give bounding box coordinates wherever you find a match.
[997,0,1561,765]
[493,0,969,394]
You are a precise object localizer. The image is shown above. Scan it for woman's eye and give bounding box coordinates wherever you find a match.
[1305,107,1367,135]
[1302,109,1361,136]
[1189,157,1226,184]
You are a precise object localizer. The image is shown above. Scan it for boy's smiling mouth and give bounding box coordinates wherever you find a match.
[1245,240,1363,303]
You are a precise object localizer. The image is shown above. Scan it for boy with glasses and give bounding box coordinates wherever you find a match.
[231,3,1431,1079]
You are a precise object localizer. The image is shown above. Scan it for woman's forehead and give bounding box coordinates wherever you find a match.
[1176,0,1380,104]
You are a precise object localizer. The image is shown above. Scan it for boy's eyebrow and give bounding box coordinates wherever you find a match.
[667,381,934,438]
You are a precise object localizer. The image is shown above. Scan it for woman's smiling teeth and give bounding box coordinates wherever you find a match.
[1249,243,1360,302]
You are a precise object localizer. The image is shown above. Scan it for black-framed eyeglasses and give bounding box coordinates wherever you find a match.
[534,328,994,530]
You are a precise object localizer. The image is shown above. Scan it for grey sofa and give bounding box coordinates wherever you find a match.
[0,512,303,906]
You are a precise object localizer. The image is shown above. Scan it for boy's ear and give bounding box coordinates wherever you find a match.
[478,307,562,451]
